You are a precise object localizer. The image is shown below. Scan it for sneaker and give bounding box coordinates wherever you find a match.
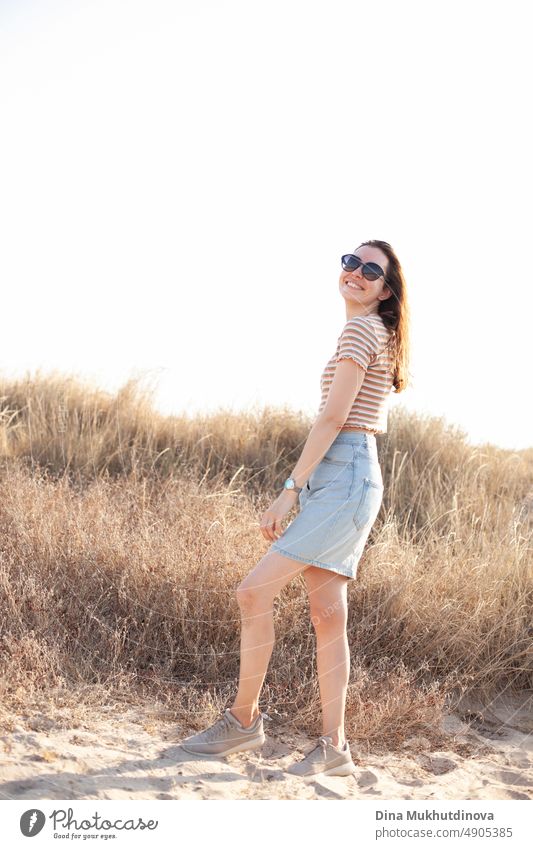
[180,708,270,757]
[286,735,355,778]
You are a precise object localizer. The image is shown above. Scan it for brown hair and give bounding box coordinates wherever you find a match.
[356,239,411,393]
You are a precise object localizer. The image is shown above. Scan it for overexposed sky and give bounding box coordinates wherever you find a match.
[1,0,531,450]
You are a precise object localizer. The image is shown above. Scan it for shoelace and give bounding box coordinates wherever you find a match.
[202,713,233,742]
[317,736,330,756]
[303,736,330,761]
[201,710,271,742]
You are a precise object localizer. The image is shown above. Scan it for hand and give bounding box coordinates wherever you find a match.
[259,489,299,542]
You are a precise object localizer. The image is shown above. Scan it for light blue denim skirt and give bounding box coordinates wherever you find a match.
[269,431,384,579]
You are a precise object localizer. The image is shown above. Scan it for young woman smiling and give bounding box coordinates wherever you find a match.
[180,239,410,779]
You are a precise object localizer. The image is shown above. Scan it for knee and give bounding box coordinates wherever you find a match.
[309,599,348,632]
[235,583,269,614]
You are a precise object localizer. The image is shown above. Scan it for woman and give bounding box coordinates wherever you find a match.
[180,240,410,778]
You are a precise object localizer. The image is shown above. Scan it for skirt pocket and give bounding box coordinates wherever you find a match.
[298,481,310,511]
[307,452,354,499]
[352,477,384,530]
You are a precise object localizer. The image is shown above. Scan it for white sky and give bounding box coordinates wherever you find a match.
[1,0,531,451]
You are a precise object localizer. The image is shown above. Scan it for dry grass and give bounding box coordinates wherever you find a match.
[1,371,532,751]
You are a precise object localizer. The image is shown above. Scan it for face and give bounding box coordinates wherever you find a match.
[338,245,392,310]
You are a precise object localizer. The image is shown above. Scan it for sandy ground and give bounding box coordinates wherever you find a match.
[1,696,532,801]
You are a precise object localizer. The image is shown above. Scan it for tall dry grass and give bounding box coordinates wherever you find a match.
[1,371,532,750]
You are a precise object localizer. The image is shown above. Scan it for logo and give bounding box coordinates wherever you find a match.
[20,809,46,837]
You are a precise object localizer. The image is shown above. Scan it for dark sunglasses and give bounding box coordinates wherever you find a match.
[341,254,385,281]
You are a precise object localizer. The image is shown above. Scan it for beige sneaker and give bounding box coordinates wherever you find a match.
[180,708,269,757]
[286,735,355,778]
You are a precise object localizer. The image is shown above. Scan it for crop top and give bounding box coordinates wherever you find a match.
[317,313,394,434]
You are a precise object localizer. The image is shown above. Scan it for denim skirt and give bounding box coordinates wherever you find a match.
[269,431,384,579]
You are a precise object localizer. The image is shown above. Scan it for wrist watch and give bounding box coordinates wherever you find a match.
[283,477,302,494]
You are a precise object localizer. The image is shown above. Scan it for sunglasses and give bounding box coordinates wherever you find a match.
[341,254,385,282]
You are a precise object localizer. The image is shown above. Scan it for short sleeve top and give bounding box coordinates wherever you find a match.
[317,313,394,434]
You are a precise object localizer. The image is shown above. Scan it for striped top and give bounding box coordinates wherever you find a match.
[318,313,394,434]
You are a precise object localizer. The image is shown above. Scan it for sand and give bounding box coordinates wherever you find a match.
[1,694,532,801]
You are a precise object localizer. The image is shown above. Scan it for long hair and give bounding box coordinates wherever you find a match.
[356,239,411,393]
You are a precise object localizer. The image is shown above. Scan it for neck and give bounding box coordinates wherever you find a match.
[345,303,380,321]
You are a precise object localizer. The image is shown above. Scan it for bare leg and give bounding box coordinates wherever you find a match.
[229,550,310,728]
[303,566,350,748]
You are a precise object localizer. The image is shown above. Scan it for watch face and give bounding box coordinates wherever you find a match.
[285,478,294,489]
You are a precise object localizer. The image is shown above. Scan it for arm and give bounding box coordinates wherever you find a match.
[259,357,366,542]
[287,358,366,488]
